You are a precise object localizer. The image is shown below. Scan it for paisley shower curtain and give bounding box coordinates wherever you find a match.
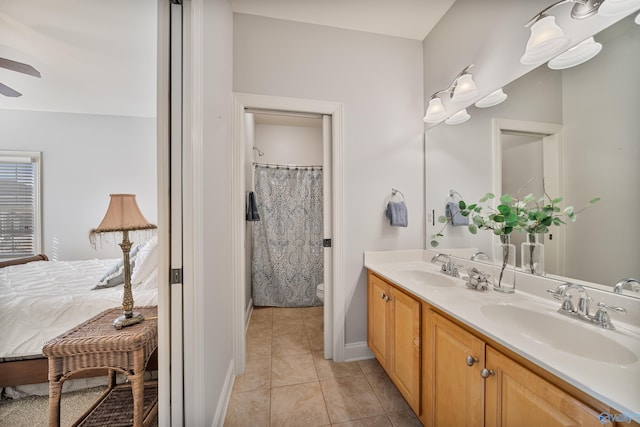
[252,165,323,307]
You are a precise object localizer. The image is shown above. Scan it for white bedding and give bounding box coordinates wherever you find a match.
[0,258,158,360]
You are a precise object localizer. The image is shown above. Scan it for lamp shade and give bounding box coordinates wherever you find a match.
[520,15,571,65]
[92,194,156,233]
[423,97,447,123]
[598,0,640,16]
[475,88,508,108]
[451,74,478,103]
[445,109,471,125]
[548,37,602,70]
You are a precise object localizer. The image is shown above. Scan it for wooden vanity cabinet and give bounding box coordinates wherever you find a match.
[367,271,620,427]
[485,346,605,427]
[367,271,421,414]
[422,309,485,427]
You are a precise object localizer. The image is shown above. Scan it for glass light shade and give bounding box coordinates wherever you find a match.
[520,16,571,65]
[451,74,478,102]
[636,11,640,23]
[445,109,470,125]
[598,0,640,16]
[423,97,447,123]
[548,37,602,70]
[475,88,508,108]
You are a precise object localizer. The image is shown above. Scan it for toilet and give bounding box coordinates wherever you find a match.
[316,283,324,302]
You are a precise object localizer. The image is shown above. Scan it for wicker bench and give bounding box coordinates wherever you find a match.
[42,306,158,427]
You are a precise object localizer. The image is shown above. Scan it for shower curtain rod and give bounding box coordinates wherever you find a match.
[254,162,323,170]
[245,108,324,120]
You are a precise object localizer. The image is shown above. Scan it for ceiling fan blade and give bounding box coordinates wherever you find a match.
[0,82,22,97]
[0,57,41,78]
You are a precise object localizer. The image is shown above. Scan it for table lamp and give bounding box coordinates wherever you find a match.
[90,194,157,329]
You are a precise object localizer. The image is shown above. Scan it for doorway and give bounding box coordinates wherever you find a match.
[232,93,345,371]
[492,119,565,276]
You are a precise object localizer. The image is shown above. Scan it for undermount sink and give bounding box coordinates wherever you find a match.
[396,269,456,288]
[480,304,638,365]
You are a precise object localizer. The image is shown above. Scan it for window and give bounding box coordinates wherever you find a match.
[0,152,41,260]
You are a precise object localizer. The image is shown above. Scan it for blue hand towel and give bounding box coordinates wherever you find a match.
[446,201,468,226]
[386,201,408,227]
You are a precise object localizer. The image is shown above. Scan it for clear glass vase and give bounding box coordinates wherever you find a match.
[521,233,544,275]
[493,234,516,293]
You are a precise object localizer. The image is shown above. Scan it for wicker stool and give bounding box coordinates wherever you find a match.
[42,306,158,427]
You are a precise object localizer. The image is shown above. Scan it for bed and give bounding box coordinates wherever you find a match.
[0,236,158,396]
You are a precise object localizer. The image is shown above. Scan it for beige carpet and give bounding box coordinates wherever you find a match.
[0,386,158,427]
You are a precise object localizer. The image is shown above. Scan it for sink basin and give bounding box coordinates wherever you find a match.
[396,269,456,287]
[480,304,638,365]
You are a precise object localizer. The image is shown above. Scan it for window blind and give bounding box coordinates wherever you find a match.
[0,157,37,259]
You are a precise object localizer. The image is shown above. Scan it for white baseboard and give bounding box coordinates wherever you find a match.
[211,359,236,427]
[343,341,374,362]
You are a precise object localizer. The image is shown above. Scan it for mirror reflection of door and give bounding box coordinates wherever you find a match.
[501,130,563,275]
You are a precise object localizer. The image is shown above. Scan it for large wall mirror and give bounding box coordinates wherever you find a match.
[425,13,639,298]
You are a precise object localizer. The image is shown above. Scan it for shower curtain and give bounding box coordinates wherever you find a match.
[252,165,323,307]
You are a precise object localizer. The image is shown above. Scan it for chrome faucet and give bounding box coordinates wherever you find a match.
[431,253,459,277]
[548,282,626,329]
[613,278,640,294]
[548,282,591,318]
[470,251,489,261]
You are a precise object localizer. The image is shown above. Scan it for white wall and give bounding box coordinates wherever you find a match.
[197,0,235,424]
[234,13,425,346]
[0,109,157,260]
[254,122,323,165]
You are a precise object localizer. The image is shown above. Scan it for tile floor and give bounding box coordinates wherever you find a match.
[224,306,422,427]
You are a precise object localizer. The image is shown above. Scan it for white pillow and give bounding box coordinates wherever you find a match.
[131,236,158,285]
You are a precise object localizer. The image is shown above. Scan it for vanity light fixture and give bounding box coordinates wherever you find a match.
[423,64,478,123]
[636,11,640,23]
[445,109,471,125]
[598,0,640,16]
[521,15,571,65]
[548,36,602,69]
[423,96,447,123]
[475,88,508,108]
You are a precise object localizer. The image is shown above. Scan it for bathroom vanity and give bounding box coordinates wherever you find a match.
[365,250,640,427]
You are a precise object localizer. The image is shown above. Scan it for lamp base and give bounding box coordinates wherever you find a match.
[113,311,144,330]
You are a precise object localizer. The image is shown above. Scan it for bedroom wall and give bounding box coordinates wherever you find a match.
[234,13,425,351]
[0,109,157,261]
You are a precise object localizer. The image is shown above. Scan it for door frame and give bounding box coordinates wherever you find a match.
[232,93,346,370]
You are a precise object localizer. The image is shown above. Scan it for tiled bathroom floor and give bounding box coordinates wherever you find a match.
[223,306,422,427]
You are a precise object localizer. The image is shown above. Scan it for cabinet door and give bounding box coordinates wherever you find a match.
[425,311,485,427]
[388,286,421,414]
[367,273,389,367]
[485,346,603,427]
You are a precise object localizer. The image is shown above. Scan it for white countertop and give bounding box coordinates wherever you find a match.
[364,250,640,422]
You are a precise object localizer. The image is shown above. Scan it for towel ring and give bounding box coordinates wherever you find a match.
[391,188,405,202]
[448,189,462,201]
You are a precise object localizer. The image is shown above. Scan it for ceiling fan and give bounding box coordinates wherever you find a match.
[0,57,41,97]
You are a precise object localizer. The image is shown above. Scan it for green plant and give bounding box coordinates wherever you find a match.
[431,192,600,248]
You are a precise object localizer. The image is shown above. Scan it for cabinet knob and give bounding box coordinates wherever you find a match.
[466,355,479,366]
[480,368,495,378]
[380,292,386,300]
